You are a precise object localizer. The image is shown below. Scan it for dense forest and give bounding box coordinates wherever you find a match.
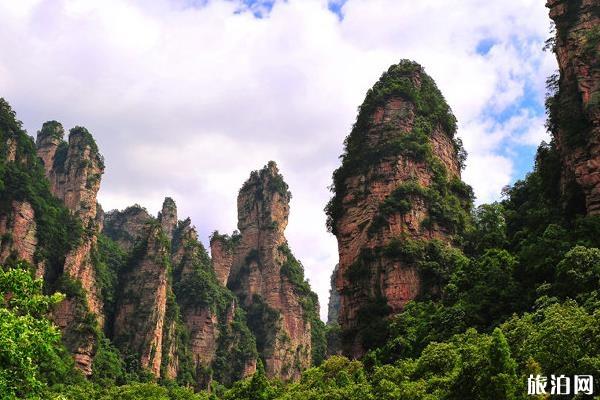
[1,0,599,399]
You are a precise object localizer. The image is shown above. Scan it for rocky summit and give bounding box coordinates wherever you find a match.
[218,161,324,380]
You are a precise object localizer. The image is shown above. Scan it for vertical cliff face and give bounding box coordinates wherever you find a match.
[105,200,257,386]
[224,161,321,380]
[158,197,178,241]
[0,201,37,264]
[327,264,340,325]
[171,220,257,388]
[210,232,237,286]
[103,205,153,251]
[113,224,169,377]
[546,0,600,214]
[37,123,104,225]
[326,61,472,357]
[34,122,106,374]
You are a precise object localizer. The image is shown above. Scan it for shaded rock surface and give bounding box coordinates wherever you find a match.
[327,264,340,325]
[547,0,600,214]
[0,201,37,264]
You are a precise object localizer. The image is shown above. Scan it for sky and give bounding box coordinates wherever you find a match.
[0,0,557,320]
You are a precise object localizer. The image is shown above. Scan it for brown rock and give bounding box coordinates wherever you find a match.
[35,123,106,374]
[35,121,64,174]
[547,0,600,214]
[52,297,97,376]
[103,205,153,251]
[63,237,105,328]
[210,233,236,286]
[158,197,177,241]
[0,201,37,264]
[328,61,470,357]
[37,125,104,226]
[227,161,315,380]
[113,224,169,377]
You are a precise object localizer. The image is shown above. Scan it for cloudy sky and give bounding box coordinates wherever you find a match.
[0,0,556,319]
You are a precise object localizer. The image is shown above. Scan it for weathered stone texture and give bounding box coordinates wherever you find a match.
[227,162,314,380]
[547,0,600,214]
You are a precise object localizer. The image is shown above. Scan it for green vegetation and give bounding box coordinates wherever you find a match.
[325,60,470,236]
[2,29,600,398]
[241,161,291,200]
[210,230,241,252]
[278,243,327,366]
[213,308,259,386]
[0,264,82,399]
[0,98,83,279]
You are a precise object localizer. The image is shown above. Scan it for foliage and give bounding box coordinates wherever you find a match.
[0,99,83,280]
[246,295,281,359]
[465,203,508,255]
[325,60,470,235]
[0,265,72,399]
[91,234,125,328]
[213,307,259,386]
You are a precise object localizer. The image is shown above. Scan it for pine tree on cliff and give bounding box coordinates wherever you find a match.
[325,60,473,357]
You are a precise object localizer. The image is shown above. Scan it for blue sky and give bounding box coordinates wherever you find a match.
[0,0,556,319]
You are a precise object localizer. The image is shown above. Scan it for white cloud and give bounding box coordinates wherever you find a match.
[0,0,556,319]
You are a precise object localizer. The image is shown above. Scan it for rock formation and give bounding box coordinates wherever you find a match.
[103,205,153,251]
[113,224,170,377]
[158,197,178,240]
[327,264,340,325]
[35,122,106,374]
[546,0,600,215]
[0,201,37,264]
[326,61,472,357]
[106,200,257,387]
[36,123,104,225]
[210,232,237,286]
[223,161,321,379]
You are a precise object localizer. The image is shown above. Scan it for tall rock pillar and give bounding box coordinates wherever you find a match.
[326,61,472,357]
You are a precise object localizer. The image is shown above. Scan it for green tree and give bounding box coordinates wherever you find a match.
[0,265,67,399]
[555,246,600,301]
[485,328,517,400]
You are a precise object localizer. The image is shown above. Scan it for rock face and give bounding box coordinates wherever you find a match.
[210,232,236,286]
[103,205,153,251]
[224,161,318,380]
[0,201,37,264]
[0,99,260,386]
[326,61,472,357]
[35,122,105,374]
[327,264,340,325]
[107,201,258,387]
[547,0,600,215]
[37,123,104,225]
[158,197,178,240]
[113,224,169,377]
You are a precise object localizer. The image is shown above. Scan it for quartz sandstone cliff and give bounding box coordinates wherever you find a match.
[223,162,318,380]
[35,122,105,375]
[547,0,600,215]
[113,224,170,377]
[327,264,340,325]
[0,201,37,264]
[107,199,257,386]
[326,61,472,357]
